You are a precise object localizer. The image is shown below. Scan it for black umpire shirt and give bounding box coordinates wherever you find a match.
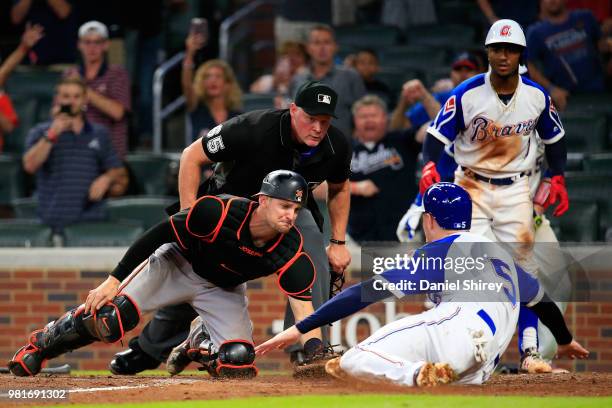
[196,108,352,230]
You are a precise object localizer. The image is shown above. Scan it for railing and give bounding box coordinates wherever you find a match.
[152,51,185,154]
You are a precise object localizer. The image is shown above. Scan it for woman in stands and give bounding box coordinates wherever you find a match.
[182,31,242,141]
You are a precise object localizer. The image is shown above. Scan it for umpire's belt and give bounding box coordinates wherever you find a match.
[461,167,532,186]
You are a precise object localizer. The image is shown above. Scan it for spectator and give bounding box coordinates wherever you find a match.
[352,48,394,109]
[291,24,366,136]
[275,0,331,47]
[390,52,481,133]
[0,24,44,152]
[476,0,539,28]
[22,77,124,233]
[182,31,243,141]
[10,0,77,65]
[527,0,610,110]
[349,95,420,242]
[250,41,308,108]
[64,21,131,160]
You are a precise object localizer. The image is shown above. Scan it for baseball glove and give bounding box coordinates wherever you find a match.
[292,338,343,378]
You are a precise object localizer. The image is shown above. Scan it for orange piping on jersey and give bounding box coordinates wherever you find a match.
[266,232,285,253]
[276,251,317,296]
[220,263,242,276]
[236,201,256,240]
[118,260,149,292]
[185,195,226,239]
[169,216,188,250]
[117,292,142,321]
[272,227,304,275]
[207,197,237,243]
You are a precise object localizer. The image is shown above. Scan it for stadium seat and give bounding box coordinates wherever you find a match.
[565,93,612,114]
[561,113,607,153]
[380,47,446,72]
[583,153,612,174]
[4,96,37,154]
[0,154,24,205]
[335,25,400,48]
[0,219,52,247]
[125,154,172,196]
[63,221,144,247]
[12,197,38,218]
[376,67,422,94]
[5,69,62,99]
[107,196,176,230]
[564,173,612,239]
[242,93,275,112]
[566,153,584,172]
[406,24,476,49]
[547,200,599,242]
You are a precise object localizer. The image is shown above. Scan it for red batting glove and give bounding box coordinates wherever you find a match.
[419,161,441,195]
[548,175,569,216]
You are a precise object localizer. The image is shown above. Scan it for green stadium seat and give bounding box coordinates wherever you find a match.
[376,67,422,94]
[565,93,612,115]
[380,47,446,71]
[407,24,476,49]
[125,154,172,196]
[0,154,24,205]
[335,25,400,48]
[0,219,52,247]
[35,97,53,123]
[107,196,176,230]
[5,69,62,99]
[583,153,612,174]
[4,95,37,154]
[63,221,145,247]
[12,197,38,218]
[566,152,584,172]
[561,113,607,153]
[564,173,612,239]
[547,200,599,242]
[242,93,275,112]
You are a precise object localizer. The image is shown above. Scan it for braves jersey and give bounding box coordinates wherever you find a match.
[428,72,564,178]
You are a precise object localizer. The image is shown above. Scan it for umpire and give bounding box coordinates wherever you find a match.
[110,81,353,374]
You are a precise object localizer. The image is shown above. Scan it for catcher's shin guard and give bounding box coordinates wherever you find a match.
[207,339,258,378]
[8,295,140,377]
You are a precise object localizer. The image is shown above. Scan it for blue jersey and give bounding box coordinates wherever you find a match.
[427,73,564,178]
[526,9,604,93]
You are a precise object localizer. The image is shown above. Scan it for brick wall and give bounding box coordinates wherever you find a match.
[1,267,611,372]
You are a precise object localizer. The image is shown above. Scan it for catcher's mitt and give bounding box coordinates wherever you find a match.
[292,338,343,378]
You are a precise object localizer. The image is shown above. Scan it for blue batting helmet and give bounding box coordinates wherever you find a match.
[423,183,472,230]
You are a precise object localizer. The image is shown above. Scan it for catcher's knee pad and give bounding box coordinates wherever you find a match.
[85,294,140,343]
[212,339,258,378]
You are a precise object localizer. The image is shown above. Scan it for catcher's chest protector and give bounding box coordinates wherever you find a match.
[174,196,302,287]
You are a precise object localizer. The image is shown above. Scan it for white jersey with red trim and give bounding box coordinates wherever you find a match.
[428,72,564,178]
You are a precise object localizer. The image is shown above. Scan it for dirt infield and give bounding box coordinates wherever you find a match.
[2,372,611,406]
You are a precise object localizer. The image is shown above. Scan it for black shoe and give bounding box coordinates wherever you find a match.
[109,338,161,375]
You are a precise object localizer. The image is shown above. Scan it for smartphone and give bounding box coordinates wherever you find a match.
[59,104,73,116]
[190,18,208,38]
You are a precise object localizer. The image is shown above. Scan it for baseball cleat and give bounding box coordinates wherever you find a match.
[109,338,160,375]
[520,347,552,374]
[415,362,457,386]
[324,356,349,380]
[166,340,192,376]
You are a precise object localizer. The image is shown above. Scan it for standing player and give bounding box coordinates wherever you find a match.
[256,183,588,386]
[110,81,352,374]
[9,171,322,377]
[418,19,569,372]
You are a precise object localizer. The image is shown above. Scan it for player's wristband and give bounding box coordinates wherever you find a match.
[329,239,346,245]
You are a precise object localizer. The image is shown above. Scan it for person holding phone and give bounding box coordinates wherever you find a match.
[182,18,243,141]
[21,76,124,235]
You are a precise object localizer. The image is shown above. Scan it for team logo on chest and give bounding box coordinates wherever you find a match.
[470,116,537,142]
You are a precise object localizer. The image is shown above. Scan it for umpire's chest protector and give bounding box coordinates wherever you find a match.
[170,195,303,288]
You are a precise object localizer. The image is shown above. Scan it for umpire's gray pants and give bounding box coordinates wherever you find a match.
[121,243,253,347]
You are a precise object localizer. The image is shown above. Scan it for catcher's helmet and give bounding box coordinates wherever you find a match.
[423,182,471,230]
[485,19,526,48]
[254,170,308,204]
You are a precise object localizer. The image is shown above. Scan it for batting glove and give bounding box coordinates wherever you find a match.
[548,175,569,217]
[419,161,440,195]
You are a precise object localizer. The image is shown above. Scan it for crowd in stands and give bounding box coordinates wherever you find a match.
[1,0,611,244]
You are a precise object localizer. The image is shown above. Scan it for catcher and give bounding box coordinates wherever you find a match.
[9,170,325,378]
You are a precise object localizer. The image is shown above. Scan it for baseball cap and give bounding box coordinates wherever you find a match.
[451,52,479,71]
[79,21,109,39]
[294,81,338,118]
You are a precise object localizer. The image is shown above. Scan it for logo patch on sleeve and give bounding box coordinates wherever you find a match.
[443,95,456,115]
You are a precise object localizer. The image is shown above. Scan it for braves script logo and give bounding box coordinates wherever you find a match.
[295,189,303,202]
[317,94,331,104]
[443,95,456,115]
[470,116,536,142]
[500,25,511,37]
